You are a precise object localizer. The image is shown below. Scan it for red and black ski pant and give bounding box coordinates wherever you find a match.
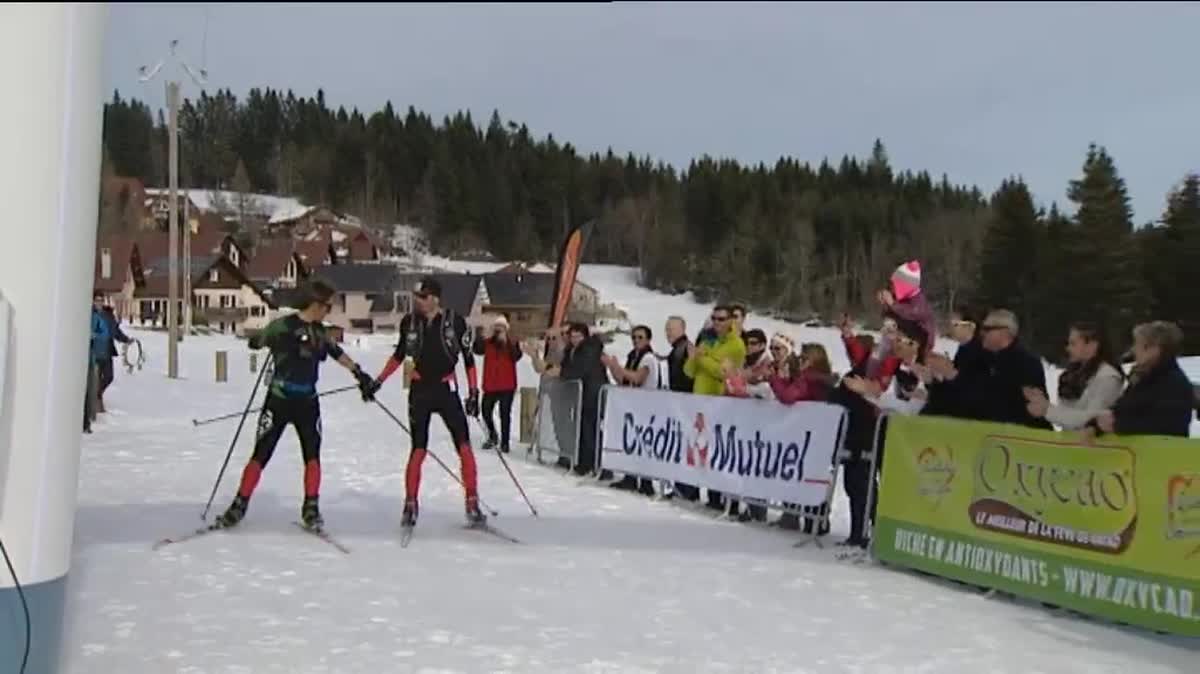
[405,381,477,503]
[236,394,322,500]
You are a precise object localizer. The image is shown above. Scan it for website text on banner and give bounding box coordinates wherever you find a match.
[599,387,846,507]
[874,414,1200,636]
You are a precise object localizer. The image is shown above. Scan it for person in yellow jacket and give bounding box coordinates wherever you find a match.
[684,304,746,396]
[684,304,746,513]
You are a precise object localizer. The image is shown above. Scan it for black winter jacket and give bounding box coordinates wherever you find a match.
[666,336,694,393]
[1106,358,1194,437]
[958,339,1053,430]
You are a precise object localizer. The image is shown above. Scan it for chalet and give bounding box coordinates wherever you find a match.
[333,225,383,263]
[143,189,203,231]
[93,234,144,321]
[293,231,338,269]
[481,267,599,337]
[246,240,306,290]
[310,264,402,332]
[309,264,486,333]
[268,205,344,234]
[135,255,273,336]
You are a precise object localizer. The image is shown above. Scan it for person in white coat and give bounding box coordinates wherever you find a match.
[1023,322,1125,430]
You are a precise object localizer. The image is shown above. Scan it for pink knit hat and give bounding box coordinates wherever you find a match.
[890,260,922,302]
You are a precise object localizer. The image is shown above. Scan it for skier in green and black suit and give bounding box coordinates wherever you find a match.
[216,280,376,531]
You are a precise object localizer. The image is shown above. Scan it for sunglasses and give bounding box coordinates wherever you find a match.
[711,315,729,323]
[746,340,763,347]
[980,324,1007,332]
[633,334,649,341]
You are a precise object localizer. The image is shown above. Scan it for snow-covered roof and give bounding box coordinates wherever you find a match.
[268,204,316,225]
[145,188,309,223]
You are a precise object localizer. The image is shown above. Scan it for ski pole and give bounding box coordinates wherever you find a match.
[201,354,272,521]
[372,399,500,517]
[192,385,358,426]
[473,417,538,517]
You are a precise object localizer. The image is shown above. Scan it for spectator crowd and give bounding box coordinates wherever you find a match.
[494,259,1198,549]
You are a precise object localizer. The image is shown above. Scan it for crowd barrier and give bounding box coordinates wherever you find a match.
[529,379,583,469]
[873,414,1200,637]
[595,386,848,523]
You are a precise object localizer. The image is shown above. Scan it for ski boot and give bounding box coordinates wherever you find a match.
[465,496,487,528]
[217,495,249,528]
[301,496,324,531]
[481,436,498,451]
[401,499,418,528]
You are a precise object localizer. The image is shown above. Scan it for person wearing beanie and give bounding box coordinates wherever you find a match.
[769,333,795,359]
[472,314,523,452]
[879,260,937,358]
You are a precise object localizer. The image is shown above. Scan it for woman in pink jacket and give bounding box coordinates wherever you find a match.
[768,338,836,531]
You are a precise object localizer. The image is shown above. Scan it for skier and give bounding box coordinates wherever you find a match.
[215,280,377,531]
[363,276,485,529]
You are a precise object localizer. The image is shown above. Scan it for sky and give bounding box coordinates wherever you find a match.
[104,2,1199,224]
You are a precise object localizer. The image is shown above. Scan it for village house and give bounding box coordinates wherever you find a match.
[309,264,487,333]
[93,234,144,321]
[481,265,600,338]
[135,254,273,336]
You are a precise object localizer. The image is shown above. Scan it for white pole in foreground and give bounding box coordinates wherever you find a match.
[0,5,107,673]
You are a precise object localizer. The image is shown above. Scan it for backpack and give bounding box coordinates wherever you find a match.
[403,308,469,367]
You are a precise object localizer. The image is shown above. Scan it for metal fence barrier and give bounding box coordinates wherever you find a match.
[530,378,583,469]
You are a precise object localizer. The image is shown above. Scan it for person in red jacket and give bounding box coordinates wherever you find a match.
[473,314,523,452]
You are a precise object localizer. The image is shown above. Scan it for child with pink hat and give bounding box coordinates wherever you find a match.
[878,260,936,357]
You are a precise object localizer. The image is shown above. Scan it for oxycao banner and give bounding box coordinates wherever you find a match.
[598,387,846,506]
[874,414,1200,636]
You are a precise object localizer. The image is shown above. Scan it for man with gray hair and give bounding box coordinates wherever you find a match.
[663,316,699,501]
[959,308,1052,429]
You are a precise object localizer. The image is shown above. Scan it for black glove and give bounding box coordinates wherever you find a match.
[464,389,480,417]
[354,367,378,402]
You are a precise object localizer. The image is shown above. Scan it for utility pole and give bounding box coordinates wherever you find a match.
[167,80,180,376]
[139,40,207,378]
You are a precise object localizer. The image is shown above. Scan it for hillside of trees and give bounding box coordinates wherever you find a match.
[101,88,1200,359]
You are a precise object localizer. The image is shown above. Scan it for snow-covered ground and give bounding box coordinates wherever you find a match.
[65,265,1198,673]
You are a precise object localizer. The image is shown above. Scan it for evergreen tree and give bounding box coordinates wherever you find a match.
[1148,174,1200,353]
[975,178,1042,333]
[1030,203,1074,360]
[1065,144,1147,351]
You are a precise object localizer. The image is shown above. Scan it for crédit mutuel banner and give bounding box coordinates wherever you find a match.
[599,387,847,507]
[875,414,1200,636]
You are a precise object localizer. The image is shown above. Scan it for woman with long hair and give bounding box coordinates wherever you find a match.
[1023,322,1124,430]
[769,340,835,532]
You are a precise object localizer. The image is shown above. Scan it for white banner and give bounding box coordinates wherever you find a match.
[599,387,847,507]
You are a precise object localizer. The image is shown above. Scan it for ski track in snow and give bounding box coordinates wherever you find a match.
[64,265,1197,673]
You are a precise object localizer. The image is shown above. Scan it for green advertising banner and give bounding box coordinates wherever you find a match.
[874,415,1200,636]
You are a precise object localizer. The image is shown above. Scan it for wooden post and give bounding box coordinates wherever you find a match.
[215,350,228,383]
[519,386,538,444]
[249,352,258,373]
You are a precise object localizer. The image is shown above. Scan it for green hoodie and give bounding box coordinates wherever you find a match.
[683,329,746,396]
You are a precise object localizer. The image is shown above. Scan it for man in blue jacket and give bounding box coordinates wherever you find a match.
[95,297,131,412]
[85,293,111,431]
